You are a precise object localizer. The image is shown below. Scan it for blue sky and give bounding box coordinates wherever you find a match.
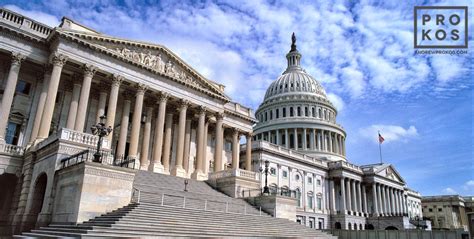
[2,0,472,196]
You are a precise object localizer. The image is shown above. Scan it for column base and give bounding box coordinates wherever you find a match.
[148,162,164,173]
[191,170,207,180]
[171,166,186,177]
[139,162,150,171]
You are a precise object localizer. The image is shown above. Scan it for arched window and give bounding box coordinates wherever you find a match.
[276,109,279,119]
[312,107,315,117]
[269,110,273,120]
[283,108,286,117]
[264,112,267,121]
[295,188,301,207]
[297,107,301,116]
[348,223,352,230]
[318,108,322,118]
[305,107,308,116]
[290,107,294,117]
[316,193,322,210]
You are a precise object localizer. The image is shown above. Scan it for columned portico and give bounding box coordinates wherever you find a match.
[172,100,189,177]
[0,52,24,142]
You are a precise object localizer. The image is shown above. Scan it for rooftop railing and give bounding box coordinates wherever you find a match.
[0,8,53,38]
[0,142,25,156]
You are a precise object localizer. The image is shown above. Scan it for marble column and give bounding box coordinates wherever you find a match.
[66,77,81,129]
[202,118,209,173]
[302,128,307,150]
[213,112,224,172]
[150,93,168,173]
[105,74,123,143]
[340,178,346,214]
[362,184,368,214]
[285,129,289,148]
[172,100,189,177]
[372,184,379,216]
[310,128,316,150]
[28,66,51,145]
[342,137,346,155]
[37,53,68,141]
[116,97,131,158]
[377,184,384,216]
[276,130,280,145]
[162,113,173,173]
[293,128,298,149]
[231,129,240,169]
[351,179,357,213]
[96,90,108,123]
[317,130,321,151]
[357,181,363,215]
[328,132,333,153]
[346,179,352,213]
[192,107,206,179]
[335,134,339,154]
[0,53,25,142]
[139,106,153,170]
[183,119,192,175]
[330,180,336,214]
[382,186,389,216]
[74,64,97,132]
[245,134,252,171]
[127,84,147,161]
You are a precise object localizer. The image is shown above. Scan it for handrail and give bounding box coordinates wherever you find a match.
[130,188,265,216]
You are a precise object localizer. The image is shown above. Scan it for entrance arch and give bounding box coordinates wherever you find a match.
[366,224,375,230]
[30,173,47,217]
[385,226,398,230]
[335,222,342,229]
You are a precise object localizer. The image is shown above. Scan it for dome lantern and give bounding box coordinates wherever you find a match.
[284,32,303,74]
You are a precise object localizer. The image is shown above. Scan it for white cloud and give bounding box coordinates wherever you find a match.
[359,124,418,144]
[442,187,457,194]
[462,180,474,193]
[327,93,345,112]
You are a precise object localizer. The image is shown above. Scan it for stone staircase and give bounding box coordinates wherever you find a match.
[15,170,337,238]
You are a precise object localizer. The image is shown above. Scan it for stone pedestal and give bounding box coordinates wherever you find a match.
[247,195,297,221]
[191,171,207,181]
[171,166,186,177]
[207,169,259,198]
[149,162,164,174]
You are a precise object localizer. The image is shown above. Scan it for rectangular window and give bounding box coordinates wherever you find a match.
[317,179,321,186]
[15,80,31,95]
[297,107,301,116]
[270,110,273,120]
[307,195,313,209]
[305,107,308,116]
[282,170,288,178]
[270,168,276,175]
[290,107,294,117]
[438,208,442,212]
[308,177,312,184]
[5,122,21,145]
[283,108,286,117]
[317,197,322,210]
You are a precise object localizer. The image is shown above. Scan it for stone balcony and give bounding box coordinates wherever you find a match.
[35,128,110,152]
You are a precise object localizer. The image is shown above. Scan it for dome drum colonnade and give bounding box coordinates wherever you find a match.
[0,48,254,179]
[254,34,346,160]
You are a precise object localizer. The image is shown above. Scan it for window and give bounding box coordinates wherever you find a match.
[297,107,301,116]
[15,80,31,95]
[290,107,294,117]
[282,170,288,178]
[283,108,286,117]
[438,208,442,212]
[308,177,313,184]
[317,197,322,210]
[307,193,314,209]
[5,122,21,145]
[305,107,308,116]
[317,179,321,186]
[295,174,300,181]
[270,110,273,120]
[429,208,433,212]
[264,112,267,121]
[270,167,276,175]
[276,109,279,119]
[312,108,315,117]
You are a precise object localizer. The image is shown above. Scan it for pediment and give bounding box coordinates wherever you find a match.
[55,29,229,101]
[375,165,405,184]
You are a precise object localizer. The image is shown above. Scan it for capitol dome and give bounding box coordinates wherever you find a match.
[254,33,346,161]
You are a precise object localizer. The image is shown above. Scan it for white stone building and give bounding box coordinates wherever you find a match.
[245,34,426,230]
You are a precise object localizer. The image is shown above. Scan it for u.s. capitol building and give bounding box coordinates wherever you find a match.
[0,8,426,237]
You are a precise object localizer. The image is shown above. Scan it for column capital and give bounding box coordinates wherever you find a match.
[50,52,68,67]
[111,74,124,86]
[232,128,241,137]
[157,92,169,103]
[11,52,26,65]
[215,111,225,120]
[135,83,148,94]
[83,64,98,77]
[197,105,207,114]
[178,99,190,110]
[122,90,134,100]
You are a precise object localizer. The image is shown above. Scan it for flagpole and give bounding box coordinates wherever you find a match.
[378,130,383,164]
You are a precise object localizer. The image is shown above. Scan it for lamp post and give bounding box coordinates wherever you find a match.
[90,115,112,163]
[259,160,270,194]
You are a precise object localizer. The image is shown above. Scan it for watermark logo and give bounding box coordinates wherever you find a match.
[414,6,468,49]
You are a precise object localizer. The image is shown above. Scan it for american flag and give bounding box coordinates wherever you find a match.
[378,133,385,144]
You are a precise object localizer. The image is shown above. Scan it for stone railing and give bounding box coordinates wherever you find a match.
[208,168,259,180]
[247,141,327,168]
[0,142,25,156]
[224,102,254,118]
[36,128,110,151]
[59,128,110,148]
[328,160,363,173]
[0,8,52,38]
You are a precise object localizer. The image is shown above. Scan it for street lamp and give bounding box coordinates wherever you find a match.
[259,160,270,194]
[90,115,112,163]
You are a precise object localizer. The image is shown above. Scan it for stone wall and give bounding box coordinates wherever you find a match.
[326,229,470,239]
[51,162,135,224]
